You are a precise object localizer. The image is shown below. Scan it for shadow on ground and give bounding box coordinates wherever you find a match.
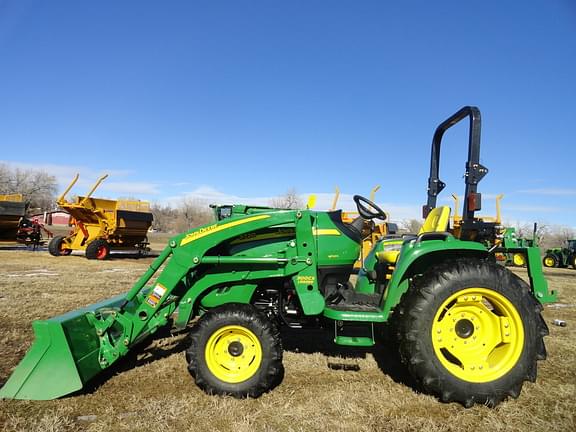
[72,322,418,398]
[281,325,417,390]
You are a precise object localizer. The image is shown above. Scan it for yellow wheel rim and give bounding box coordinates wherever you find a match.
[205,325,262,383]
[431,288,524,383]
[513,254,525,266]
[544,257,555,267]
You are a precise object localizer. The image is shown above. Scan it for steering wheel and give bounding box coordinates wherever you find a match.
[353,195,387,220]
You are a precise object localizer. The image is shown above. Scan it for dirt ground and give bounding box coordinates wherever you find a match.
[0,244,574,432]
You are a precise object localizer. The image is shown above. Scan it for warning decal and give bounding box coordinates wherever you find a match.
[146,283,167,307]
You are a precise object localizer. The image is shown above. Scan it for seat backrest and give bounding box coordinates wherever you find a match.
[376,206,450,265]
[418,206,450,235]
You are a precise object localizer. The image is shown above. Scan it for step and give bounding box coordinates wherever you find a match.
[334,335,375,347]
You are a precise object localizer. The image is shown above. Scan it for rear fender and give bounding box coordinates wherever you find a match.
[381,237,488,318]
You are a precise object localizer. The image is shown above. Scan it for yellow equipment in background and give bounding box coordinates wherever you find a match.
[450,193,504,238]
[331,185,396,269]
[451,193,527,266]
[48,174,153,259]
[0,194,25,241]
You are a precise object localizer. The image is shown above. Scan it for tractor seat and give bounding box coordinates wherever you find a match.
[376,206,451,264]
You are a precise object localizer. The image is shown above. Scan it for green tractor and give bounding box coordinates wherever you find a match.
[499,226,537,267]
[0,107,556,407]
[543,239,576,269]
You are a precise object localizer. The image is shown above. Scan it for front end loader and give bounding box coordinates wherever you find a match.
[0,107,556,407]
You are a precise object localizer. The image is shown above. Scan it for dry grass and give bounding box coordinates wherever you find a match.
[0,249,574,432]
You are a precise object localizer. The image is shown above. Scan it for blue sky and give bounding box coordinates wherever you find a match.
[1,1,575,227]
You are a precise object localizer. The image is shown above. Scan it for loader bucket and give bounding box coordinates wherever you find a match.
[0,294,125,400]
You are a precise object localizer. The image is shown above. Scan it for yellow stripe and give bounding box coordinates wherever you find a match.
[180,215,271,246]
[312,228,341,236]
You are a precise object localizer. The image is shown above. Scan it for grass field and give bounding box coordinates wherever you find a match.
[0,245,574,432]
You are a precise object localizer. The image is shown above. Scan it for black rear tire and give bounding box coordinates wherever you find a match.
[186,303,283,398]
[48,235,71,256]
[85,239,110,260]
[396,259,548,407]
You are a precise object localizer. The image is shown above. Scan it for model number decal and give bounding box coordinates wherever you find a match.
[297,275,315,285]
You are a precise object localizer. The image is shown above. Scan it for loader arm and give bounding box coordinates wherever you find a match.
[0,209,322,400]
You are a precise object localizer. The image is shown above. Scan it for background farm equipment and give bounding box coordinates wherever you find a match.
[451,193,538,268]
[0,194,26,241]
[330,185,398,270]
[498,226,537,267]
[543,239,576,269]
[0,107,555,408]
[48,174,153,259]
[15,216,53,248]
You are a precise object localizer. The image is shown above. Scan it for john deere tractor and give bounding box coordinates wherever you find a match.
[500,227,537,267]
[543,239,576,269]
[0,107,555,407]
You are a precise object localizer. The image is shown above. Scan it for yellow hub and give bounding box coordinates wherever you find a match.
[513,253,525,266]
[431,288,524,383]
[543,257,555,267]
[205,325,262,383]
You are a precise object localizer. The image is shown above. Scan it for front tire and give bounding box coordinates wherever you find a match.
[186,303,283,398]
[48,235,72,256]
[396,259,548,407]
[85,239,110,260]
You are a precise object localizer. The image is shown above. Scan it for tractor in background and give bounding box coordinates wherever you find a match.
[543,239,576,269]
[499,226,538,267]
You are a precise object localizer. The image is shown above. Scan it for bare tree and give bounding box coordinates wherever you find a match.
[400,218,423,234]
[512,221,544,241]
[0,164,10,190]
[0,163,57,211]
[540,224,575,250]
[507,220,575,250]
[150,203,179,233]
[270,188,303,209]
[175,198,213,232]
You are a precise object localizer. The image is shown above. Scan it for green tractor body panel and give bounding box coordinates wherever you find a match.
[324,235,489,323]
[381,236,487,317]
